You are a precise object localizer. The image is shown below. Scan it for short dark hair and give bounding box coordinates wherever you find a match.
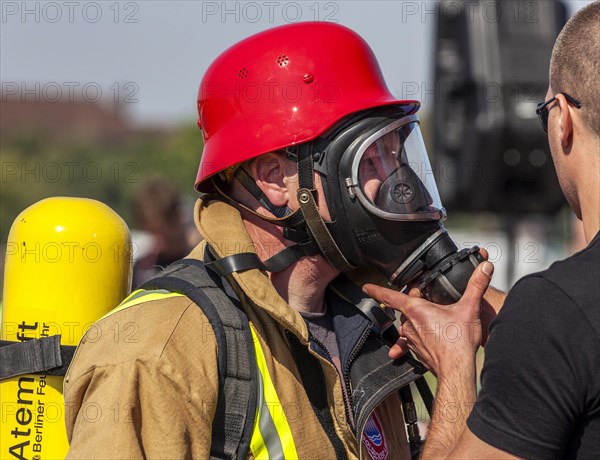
[550,1,600,138]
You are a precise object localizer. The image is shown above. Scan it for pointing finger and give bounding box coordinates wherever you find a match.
[363,283,415,316]
[388,341,409,359]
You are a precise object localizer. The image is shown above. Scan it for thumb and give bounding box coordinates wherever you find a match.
[460,261,494,307]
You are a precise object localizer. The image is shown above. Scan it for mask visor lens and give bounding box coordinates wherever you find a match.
[356,120,444,220]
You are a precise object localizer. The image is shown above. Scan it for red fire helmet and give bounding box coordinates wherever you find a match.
[195,21,420,191]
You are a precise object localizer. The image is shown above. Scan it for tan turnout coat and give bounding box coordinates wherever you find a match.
[64,198,412,459]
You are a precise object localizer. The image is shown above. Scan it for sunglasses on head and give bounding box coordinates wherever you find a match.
[536,93,582,133]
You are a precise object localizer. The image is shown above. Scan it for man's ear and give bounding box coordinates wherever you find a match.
[556,93,574,149]
[250,152,291,207]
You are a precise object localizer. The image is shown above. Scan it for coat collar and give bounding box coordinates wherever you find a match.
[192,197,309,342]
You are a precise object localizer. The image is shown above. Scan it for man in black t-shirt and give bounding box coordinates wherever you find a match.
[466,235,600,458]
[363,2,600,458]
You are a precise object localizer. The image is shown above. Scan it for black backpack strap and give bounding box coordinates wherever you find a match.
[140,258,257,460]
[0,335,76,380]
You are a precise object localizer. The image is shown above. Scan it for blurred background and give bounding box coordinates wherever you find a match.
[1,0,594,430]
[1,0,592,293]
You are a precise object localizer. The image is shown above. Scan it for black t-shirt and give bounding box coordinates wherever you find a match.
[468,231,600,459]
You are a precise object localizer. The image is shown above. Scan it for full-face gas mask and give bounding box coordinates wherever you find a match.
[306,106,484,304]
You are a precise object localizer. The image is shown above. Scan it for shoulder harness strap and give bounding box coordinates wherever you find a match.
[0,335,76,380]
[139,258,257,460]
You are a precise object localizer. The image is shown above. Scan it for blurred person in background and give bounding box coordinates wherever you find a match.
[131,178,195,287]
[365,2,600,458]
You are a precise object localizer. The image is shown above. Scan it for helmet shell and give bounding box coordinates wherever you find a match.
[195,21,419,191]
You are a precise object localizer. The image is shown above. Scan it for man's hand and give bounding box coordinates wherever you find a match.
[480,286,506,345]
[364,262,495,458]
[474,248,506,346]
[363,261,494,377]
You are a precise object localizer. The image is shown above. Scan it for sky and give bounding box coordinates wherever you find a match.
[0,0,593,126]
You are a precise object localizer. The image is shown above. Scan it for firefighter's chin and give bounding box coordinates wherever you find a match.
[288,254,341,281]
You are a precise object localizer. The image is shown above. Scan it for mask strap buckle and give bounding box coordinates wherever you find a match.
[297,187,355,272]
[293,143,355,272]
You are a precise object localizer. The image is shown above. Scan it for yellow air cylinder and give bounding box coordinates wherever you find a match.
[1,197,131,460]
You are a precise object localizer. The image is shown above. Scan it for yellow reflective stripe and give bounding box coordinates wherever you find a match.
[250,408,269,460]
[101,289,184,320]
[249,326,298,459]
